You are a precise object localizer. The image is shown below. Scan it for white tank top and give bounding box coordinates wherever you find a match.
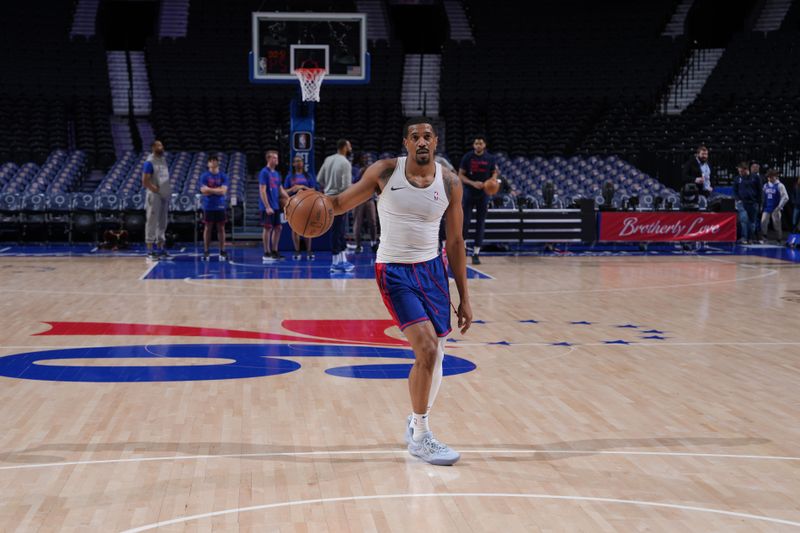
[376,157,449,264]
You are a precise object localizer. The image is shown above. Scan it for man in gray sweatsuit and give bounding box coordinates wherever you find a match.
[317,139,353,272]
[142,140,172,261]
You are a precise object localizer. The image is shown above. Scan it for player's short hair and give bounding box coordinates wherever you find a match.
[737,161,748,169]
[336,139,349,151]
[766,169,780,178]
[402,117,437,138]
[265,149,278,158]
[207,154,219,162]
[696,144,708,153]
[151,139,163,148]
[473,134,487,143]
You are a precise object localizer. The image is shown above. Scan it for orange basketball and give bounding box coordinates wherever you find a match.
[285,189,334,238]
[484,177,500,195]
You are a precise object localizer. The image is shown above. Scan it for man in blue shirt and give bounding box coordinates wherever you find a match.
[199,154,229,261]
[259,150,286,263]
[732,161,761,243]
[458,135,498,265]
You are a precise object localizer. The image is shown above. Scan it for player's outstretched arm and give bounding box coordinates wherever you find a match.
[443,168,473,334]
[330,159,396,215]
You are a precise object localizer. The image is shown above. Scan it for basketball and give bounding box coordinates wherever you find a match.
[285,189,334,238]
[484,177,500,195]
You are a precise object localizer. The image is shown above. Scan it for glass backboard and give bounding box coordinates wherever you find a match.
[251,12,369,84]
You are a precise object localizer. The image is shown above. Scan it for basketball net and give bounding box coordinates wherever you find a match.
[295,68,326,102]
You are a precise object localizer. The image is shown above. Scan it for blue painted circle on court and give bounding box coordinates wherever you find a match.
[325,355,477,379]
[0,344,476,382]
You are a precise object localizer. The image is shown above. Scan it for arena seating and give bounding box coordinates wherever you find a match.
[495,154,682,210]
[577,30,800,185]
[0,149,244,241]
[2,0,797,244]
[0,151,88,196]
[0,4,114,168]
[442,0,686,160]
[95,151,246,202]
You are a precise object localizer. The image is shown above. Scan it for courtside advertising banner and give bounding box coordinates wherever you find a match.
[599,212,737,242]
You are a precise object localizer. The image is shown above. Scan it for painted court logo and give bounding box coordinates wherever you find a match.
[0,320,476,383]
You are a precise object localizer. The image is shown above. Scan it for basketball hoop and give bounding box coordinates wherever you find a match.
[295,67,326,102]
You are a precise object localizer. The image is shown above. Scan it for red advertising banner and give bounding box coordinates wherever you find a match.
[599,212,737,242]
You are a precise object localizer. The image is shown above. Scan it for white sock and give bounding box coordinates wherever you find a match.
[411,412,429,441]
[339,252,347,263]
[427,338,445,412]
[332,253,341,265]
[474,246,481,255]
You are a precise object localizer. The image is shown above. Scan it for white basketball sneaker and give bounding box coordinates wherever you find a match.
[407,431,460,466]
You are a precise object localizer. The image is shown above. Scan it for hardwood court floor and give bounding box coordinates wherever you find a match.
[0,251,798,531]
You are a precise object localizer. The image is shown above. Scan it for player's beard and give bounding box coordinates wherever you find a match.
[415,150,430,165]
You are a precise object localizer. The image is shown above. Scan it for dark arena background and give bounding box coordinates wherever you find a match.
[0,0,799,531]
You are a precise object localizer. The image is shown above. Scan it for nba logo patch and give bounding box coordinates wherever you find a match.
[434,191,439,201]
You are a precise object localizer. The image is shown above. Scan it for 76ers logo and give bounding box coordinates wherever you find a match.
[0,320,476,382]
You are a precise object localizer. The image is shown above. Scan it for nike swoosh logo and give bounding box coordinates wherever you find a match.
[390,186,406,191]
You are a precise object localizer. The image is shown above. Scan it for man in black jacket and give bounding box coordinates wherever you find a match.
[733,161,761,243]
[681,145,712,197]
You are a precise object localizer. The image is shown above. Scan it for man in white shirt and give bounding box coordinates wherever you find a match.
[295,118,473,466]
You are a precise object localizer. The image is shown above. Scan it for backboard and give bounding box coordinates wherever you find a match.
[250,12,369,85]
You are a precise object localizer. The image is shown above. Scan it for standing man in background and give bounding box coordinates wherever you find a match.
[142,140,171,262]
[681,145,712,197]
[317,139,354,272]
[459,135,498,265]
[732,161,760,244]
[199,154,229,261]
[259,150,285,263]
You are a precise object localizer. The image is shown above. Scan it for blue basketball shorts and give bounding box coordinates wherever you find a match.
[375,255,452,337]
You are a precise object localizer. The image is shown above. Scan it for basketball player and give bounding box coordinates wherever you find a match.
[199,154,229,261]
[305,117,473,465]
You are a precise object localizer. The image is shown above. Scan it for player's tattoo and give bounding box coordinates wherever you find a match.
[443,168,460,202]
[377,159,397,193]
